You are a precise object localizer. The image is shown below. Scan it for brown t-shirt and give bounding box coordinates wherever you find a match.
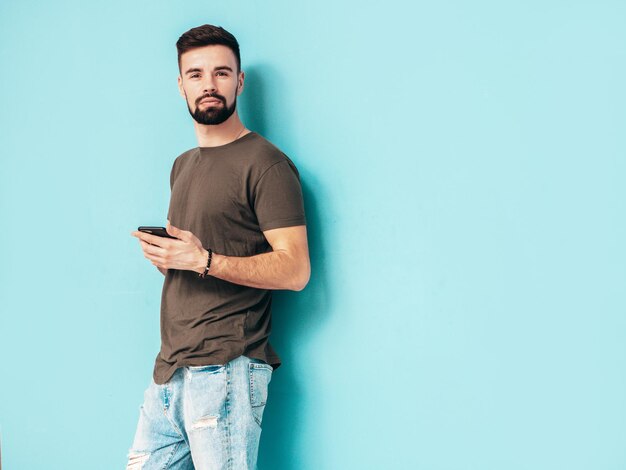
[153,131,306,384]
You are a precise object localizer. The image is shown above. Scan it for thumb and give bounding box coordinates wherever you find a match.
[166,220,180,237]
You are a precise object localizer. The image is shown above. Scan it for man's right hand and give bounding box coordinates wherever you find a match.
[157,266,167,276]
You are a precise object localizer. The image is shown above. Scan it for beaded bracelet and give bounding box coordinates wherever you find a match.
[199,248,213,278]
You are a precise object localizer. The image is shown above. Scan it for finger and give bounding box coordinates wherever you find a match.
[136,231,171,248]
[140,240,167,257]
[166,222,185,240]
[143,249,167,266]
[167,221,192,242]
[150,257,167,266]
[139,240,168,264]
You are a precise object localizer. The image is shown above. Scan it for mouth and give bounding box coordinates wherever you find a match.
[200,98,222,105]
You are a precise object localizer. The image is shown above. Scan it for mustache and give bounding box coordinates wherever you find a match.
[197,94,225,105]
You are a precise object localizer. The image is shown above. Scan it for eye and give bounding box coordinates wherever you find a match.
[216,71,228,77]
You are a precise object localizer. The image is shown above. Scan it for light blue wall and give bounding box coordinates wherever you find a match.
[1,1,625,469]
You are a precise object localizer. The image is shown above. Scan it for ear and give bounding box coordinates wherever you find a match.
[237,71,245,96]
[177,75,185,98]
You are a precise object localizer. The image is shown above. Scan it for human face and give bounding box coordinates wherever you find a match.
[177,45,244,125]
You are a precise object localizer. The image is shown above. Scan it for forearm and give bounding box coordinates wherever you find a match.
[135,224,310,289]
[194,249,309,291]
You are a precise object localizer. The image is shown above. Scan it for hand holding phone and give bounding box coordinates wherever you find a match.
[137,226,178,239]
[133,223,204,273]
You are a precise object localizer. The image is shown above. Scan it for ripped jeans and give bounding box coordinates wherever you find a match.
[126,355,273,469]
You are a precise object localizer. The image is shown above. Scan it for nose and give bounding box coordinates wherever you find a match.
[202,74,217,94]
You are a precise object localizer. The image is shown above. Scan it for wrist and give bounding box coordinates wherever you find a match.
[209,252,223,275]
[198,247,215,278]
[195,248,209,274]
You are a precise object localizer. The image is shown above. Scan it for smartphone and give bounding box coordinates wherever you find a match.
[137,226,178,239]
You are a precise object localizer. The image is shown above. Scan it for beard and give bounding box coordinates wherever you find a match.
[187,93,237,125]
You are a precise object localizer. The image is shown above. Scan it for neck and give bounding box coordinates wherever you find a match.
[194,111,248,148]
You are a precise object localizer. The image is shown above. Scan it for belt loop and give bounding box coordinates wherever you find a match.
[162,384,171,410]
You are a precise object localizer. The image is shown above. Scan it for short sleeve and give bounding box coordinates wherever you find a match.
[170,158,179,190]
[253,160,306,231]
[167,158,179,221]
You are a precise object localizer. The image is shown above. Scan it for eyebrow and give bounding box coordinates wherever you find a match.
[184,66,234,75]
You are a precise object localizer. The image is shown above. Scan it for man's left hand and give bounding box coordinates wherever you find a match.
[130,220,207,273]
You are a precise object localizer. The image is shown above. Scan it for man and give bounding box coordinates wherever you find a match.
[127,24,310,470]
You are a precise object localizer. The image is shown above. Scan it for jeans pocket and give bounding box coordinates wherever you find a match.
[248,357,273,368]
[186,364,225,374]
[248,363,272,426]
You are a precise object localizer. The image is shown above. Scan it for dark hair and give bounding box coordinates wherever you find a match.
[176,24,241,74]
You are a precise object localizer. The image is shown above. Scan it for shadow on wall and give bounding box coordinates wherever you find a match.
[239,65,271,137]
[241,65,333,469]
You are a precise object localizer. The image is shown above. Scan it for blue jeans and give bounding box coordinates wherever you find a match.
[126,355,273,469]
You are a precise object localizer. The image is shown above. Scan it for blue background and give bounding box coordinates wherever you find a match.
[1,1,625,469]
